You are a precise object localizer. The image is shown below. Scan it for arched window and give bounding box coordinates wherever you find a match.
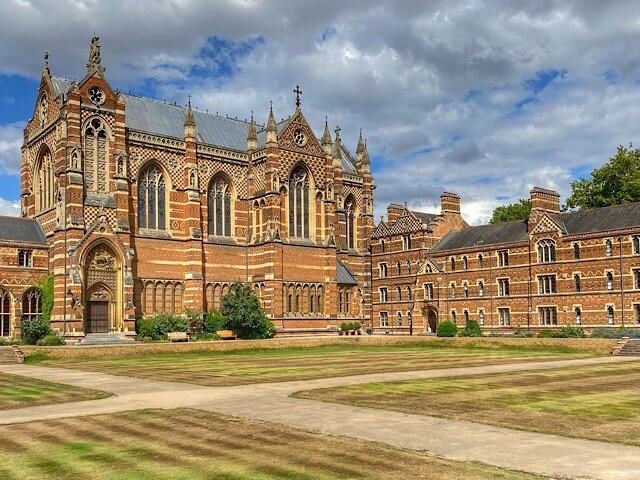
[406,260,411,274]
[450,257,456,271]
[606,272,614,290]
[464,310,469,323]
[450,283,456,298]
[83,117,109,193]
[605,239,613,257]
[380,240,386,252]
[208,175,232,236]
[396,262,401,276]
[138,164,166,230]
[289,165,310,238]
[345,195,356,249]
[396,286,402,301]
[537,239,556,263]
[463,256,468,270]
[34,146,55,212]
[22,289,42,322]
[407,286,412,300]
[38,93,48,128]
[573,243,580,260]
[478,281,484,297]
[575,307,582,325]
[463,282,469,298]
[574,274,581,292]
[0,288,10,337]
[478,254,484,269]
[607,306,614,325]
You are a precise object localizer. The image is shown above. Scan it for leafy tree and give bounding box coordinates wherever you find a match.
[489,199,531,224]
[565,145,640,210]
[221,282,275,339]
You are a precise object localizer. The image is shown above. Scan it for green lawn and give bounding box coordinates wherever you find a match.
[32,342,596,387]
[0,373,110,410]
[295,360,640,446]
[0,408,548,480]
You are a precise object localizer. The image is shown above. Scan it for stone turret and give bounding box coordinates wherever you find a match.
[183,96,196,141]
[321,117,332,155]
[356,130,371,174]
[247,112,257,151]
[266,103,278,146]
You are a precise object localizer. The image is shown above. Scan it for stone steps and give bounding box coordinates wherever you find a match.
[0,346,20,364]
[77,333,136,346]
[617,340,640,356]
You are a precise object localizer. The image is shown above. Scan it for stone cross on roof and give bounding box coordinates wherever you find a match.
[294,85,302,107]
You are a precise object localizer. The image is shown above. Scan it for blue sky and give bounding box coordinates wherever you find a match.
[2,1,640,223]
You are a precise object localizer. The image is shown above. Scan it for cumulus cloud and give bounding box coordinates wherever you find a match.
[1,1,640,223]
[0,122,24,174]
[0,197,19,216]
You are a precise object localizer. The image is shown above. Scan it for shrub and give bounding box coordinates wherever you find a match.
[513,329,536,338]
[136,313,187,341]
[591,327,640,339]
[36,275,54,324]
[20,317,51,345]
[221,282,275,339]
[537,329,555,338]
[437,320,458,337]
[340,322,352,332]
[193,332,219,341]
[185,308,204,336]
[36,334,65,346]
[460,320,482,337]
[204,311,226,333]
[552,326,586,338]
[352,321,362,331]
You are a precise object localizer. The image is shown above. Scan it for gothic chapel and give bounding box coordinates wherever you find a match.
[19,37,374,339]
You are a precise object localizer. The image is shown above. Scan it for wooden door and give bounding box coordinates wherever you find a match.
[87,301,109,333]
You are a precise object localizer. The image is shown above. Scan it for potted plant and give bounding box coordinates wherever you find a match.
[339,322,350,336]
[353,321,362,335]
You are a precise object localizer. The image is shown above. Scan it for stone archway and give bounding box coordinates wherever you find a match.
[83,242,122,334]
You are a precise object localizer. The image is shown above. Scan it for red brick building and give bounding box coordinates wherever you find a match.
[372,188,640,334]
[13,37,374,340]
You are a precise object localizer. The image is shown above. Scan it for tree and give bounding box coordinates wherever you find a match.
[221,282,275,339]
[489,199,531,224]
[565,145,640,210]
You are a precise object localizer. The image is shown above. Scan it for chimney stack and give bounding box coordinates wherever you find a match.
[440,192,461,215]
[530,187,560,214]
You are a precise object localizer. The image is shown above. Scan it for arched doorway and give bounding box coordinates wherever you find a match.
[426,308,438,334]
[86,284,112,333]
[84,242,121,334]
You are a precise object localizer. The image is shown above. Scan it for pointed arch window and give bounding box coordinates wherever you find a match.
[34,146,55,212]
[289,165,310,238]
[208,175,232,236]
[345,195,356,249]
[537,239,556,263]
[0,289,10,337]
[138,164,166,230]
[83,117,109,193]
[22,288,42,322]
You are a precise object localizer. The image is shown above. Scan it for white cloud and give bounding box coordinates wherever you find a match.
[0,197,19,216]
[0,122,24,174]
[2,1,640,224]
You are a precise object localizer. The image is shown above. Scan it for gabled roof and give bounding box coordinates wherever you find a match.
[0,217,47,245]
[337,261,358,285]
[431,220,529,252]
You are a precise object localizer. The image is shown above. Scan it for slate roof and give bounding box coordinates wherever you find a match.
[431,202,640,253]
[337,261,358,285]
[411,210,439,224]
[558,203,640,234]
[0,217,47,245]
[430,220,529,252]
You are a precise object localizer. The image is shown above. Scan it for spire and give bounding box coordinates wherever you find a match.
[321,116,332,146]
[247,109,257,151]
[356,128,365,155]
[266,101,278,145]
[184,94,196,139]
[86,36,105,76]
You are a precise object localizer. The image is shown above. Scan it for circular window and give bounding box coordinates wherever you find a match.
[293,128,306,147]
[88,86,105,106]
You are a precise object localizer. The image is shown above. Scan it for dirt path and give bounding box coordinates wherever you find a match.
[1,355,638,480]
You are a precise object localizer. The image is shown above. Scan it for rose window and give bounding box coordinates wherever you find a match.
[88,86,105,106]
[293,129,306,147]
